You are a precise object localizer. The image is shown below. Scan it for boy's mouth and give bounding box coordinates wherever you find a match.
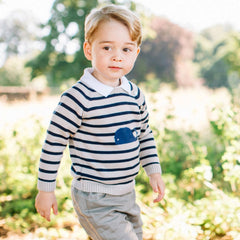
[109,66,122,70]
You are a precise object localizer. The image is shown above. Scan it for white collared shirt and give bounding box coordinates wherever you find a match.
[80,68,131,97]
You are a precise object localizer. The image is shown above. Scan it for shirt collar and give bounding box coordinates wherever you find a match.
[80,68,131,97]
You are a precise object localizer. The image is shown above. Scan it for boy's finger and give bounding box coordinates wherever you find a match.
[40,209,51,221]
[52,202,58,215]
[158,185,165,197]
[150,182,157,192]
[45,212,51,221]
[153,188,165,203]
[153,193,162,203]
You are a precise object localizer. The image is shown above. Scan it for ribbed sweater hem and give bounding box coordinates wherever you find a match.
[72,179,135,195]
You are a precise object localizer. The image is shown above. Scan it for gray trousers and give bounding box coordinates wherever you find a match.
[71,187,143,240]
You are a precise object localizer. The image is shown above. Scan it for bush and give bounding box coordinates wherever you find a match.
[0,56,31,86]
[1,89,240,239]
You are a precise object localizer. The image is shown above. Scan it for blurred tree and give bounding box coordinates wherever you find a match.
[201,24,233,43]
[0,10,38,67]
[26,0,97,86]
[193,25,236,89]
[0,56,31,86]
[224,33,240,77]
[128,16,195,87]
[222,33,240,96]
[202,58,229,89]
[26,0,135,86]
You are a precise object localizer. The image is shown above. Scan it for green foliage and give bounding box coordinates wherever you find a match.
[152,124,216,201]
[202,58,229,88]
[1,1,240,90]
[1,89,240,239]
[192,192,240,239]
[210,105,240,192]
[26,0,98,86]
[194,26,240,90]
[138,89,239,238]
[224,32,240,77]
[0,56,31,86]
[139,89,239,239]
[25,0,135,86]
[0,118,42,234]
[0,118,44,202]
[129,16,195,87]
[0,118,74,235]
[194,34,229,89]
[0,10,38,65]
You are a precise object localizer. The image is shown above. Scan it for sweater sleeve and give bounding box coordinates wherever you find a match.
[37,90,83,192]
[138,91,162,176]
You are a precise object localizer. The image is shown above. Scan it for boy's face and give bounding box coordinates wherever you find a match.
[84,19,140,87]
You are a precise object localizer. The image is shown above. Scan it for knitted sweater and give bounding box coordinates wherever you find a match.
[38,68,162,195]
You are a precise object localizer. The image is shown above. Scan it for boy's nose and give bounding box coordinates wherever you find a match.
[112,50,123,62]
[112,56,123,62]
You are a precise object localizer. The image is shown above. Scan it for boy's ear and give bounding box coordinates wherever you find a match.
[137,47,140,55]
[83,41,92,60]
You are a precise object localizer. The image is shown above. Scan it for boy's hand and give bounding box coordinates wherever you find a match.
[35,191,58,221]
[149,173,165,203]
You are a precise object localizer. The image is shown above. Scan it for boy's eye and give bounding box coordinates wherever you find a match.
[103,46,111,51]
[123,48,131,52]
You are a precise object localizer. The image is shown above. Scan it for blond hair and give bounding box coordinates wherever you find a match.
[84,5,142,46]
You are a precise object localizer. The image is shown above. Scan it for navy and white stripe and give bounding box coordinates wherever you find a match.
[38,68,161,195]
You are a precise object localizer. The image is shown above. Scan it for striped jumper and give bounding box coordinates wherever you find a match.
[38,68,162,195]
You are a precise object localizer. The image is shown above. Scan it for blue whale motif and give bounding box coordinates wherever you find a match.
[114,127,137,145]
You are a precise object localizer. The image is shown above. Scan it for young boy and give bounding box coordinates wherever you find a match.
[35,4,165,240]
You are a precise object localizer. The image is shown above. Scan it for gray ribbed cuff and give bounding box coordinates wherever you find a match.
[144,163,162,176]
[37,180,56,192]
